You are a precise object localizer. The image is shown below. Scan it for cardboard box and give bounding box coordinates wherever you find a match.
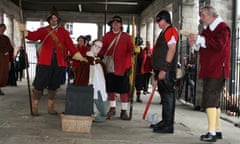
[61,114,93,133]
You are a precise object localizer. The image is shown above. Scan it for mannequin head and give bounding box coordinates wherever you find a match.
[91,40,102,56]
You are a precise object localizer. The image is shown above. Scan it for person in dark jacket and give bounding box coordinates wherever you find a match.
[15,46,27,81]
[151,10,178,134]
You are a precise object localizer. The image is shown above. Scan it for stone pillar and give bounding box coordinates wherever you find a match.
[209,0,232,26]
[146,18,154,46]
[152,16,156,42]
[9,15,14,45]
[97,23,103,39]
[154,18,161,43]
[40,19,44,27]
[181,0,199,35]
[172,0,181,30]
[140,23,146,45]
[145,21,149,43]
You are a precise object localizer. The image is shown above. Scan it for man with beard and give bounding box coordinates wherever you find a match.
[19,7,87,116]
[99,16,134,120]
[188,6,231,142]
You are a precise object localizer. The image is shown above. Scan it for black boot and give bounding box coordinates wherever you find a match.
[150,120,165,128]
[150,92,166,128]
[153,92,175,133]
[107,107,116,116]
[136,91,142,103]
[120,110,129,120]
[153,125,174,133]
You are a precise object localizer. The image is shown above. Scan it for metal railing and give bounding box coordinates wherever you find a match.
[176,40,198,105]
[221,28,240,117]
[25,41,38,80]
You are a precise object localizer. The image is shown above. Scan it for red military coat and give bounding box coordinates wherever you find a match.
[72,44,89,68]
[199,22,231,79]
[99,31,134,75]
[27,25,78,67]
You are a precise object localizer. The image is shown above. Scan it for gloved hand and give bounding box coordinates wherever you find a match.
[72,52,88,62]
[18,23,28,37]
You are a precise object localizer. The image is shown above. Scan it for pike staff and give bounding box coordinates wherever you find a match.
[18,0,33,115]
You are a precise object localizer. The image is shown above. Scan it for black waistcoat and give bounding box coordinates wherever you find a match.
[151,26,178,71]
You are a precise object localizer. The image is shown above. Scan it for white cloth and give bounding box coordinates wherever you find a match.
[110,101,116,107]
[121,103,128,110]
[196,35,206,48]
[88,52,107,101]
[167,35,177,45]
[203,17,224,31]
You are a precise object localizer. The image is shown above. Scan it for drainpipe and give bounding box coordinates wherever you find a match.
[230,0,237,95]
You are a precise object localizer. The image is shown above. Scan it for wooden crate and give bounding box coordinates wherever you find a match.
[61,114,93,133]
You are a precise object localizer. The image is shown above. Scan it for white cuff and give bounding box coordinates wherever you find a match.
[196,35,206,48]
[167,36,177,45]
[110,101,116,107]
[121,102,128,110]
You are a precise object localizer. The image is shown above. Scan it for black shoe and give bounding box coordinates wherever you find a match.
[200,132,217,142]
[120,110,129,120]
[216,132,223,139]
[153,125,174,133]
[143,91,150,95]
[106,107,116,120]
[150,120,165,128]
[107,107,116,116]
[136,99,143,103]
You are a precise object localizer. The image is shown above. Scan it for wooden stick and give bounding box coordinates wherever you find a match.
[19,0,33,115]
[142,81,158,120]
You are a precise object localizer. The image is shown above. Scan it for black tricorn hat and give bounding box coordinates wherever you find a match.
[107,16,122,26]
[156,10,171,24]
[46,6,61,23]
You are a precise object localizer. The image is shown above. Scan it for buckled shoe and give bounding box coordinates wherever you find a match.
[200,132,217,142]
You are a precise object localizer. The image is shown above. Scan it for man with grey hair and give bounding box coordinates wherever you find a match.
[188,6,231,142]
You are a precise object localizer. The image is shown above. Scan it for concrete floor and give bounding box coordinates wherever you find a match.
[0,80,240,144]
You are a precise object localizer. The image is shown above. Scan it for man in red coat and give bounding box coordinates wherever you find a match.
[19,8,87,116]
[189,6,231,142]
[99,16,134,120]
[142,41,153,95]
